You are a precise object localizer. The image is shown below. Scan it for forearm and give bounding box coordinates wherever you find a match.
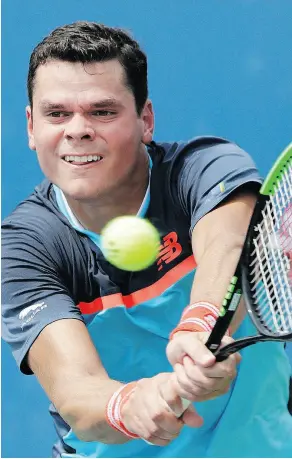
[189,192,257,333]
[167,225,246,403]
[59,373,189,446]
[58,374,129,443]
[28,320,131,444]
[190,233,245,333]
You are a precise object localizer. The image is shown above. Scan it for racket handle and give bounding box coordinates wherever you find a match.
[206,266,243,354]
[181,397,191,412]
[167,397,191,418]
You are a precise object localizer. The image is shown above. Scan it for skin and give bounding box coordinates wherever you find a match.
[26,57,249,445]
[27,59,154,232]
[167,191,257,400]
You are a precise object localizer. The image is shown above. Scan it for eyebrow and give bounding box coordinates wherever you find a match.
[39,98,122,110]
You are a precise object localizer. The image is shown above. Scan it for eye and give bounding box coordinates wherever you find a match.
[48,112,69,118]
[92,110,116,116]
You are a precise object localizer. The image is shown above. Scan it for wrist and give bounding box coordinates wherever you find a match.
[170,301,230,339]
[106,382,140,439]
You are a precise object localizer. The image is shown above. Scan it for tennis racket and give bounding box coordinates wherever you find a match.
[177,143,292,415]
[205,142,292,361]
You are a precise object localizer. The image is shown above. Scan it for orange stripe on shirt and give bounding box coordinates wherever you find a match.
[79,255,197,314]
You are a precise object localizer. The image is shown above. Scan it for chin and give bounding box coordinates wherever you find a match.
[61,185,101,202]
[71,191,101,202]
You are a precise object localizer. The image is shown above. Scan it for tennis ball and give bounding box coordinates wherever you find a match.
[101,216,160,271]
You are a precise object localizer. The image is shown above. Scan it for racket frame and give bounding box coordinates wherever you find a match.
[206,142,292,357]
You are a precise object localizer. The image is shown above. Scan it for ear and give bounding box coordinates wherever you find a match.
[26,106,36,151]
[141,100,154,144]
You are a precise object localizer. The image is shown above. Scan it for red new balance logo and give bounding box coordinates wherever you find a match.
[157,232,182,271]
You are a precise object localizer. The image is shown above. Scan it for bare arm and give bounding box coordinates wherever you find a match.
[27,319,127,443]
[166,190,257,404]
[28,319,194,445]
[190,189,257,333]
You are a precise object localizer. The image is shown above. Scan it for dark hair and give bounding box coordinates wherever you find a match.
[27,21,148,114]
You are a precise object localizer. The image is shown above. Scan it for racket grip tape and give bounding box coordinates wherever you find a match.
[205,267,243,353]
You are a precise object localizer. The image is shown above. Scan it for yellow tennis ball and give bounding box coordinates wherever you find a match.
[101,216,160,271]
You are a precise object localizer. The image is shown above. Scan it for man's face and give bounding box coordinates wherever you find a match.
[27,59,154,201]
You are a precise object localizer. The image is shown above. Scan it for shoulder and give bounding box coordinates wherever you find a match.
[147,136,261,227]
[148,136,248,170]
[148,136,259,187]
[3,179,69,234]
[2,180,82,262]
[149,136,233,157]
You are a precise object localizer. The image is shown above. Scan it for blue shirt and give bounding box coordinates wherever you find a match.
[2,137,292,457]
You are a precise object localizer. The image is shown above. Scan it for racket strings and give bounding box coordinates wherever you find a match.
[249,163,292,335]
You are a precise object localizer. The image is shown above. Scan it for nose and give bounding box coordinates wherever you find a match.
[64,114,96,142]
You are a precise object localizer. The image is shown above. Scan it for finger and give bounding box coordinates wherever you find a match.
[158,374,187,417]
[122,392,171,441]
[181,337,216,367]
[183,354,238,379]
[160,374,205,425]
[171,367,204,401]
[144,430,179,446]
[173,363,223,401]
[124,412,152,440]
[150,413,183,440]
[141,381,184,435]
[174,361,215,395]
[220,335,234,345]
[145,405,184,436]
[172,372,232,403]
[181,404,204,428]
[138,410,182,444]
[167,333,216,367]
[173,358,236,401]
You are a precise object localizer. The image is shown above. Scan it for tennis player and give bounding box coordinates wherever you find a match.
[2,22,292,458]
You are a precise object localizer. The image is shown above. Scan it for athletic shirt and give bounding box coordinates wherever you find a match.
[2,137,292,458]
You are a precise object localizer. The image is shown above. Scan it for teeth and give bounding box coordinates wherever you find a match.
[64,155,102,163]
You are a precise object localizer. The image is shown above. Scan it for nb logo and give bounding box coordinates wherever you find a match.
[157,232,182,271]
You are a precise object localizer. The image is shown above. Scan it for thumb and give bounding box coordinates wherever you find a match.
[181,403,204,428]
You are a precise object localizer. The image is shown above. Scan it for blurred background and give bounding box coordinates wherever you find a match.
[2,0,292,457]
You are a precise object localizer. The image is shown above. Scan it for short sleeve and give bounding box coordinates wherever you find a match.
[174,138,262,231]
[1,218,84,374]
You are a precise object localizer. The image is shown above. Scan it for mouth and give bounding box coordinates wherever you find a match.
[62,154,103,165]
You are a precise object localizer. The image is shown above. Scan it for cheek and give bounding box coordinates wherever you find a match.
[34,124,59,153]
[107,119,142,156]
[33,126,61,173]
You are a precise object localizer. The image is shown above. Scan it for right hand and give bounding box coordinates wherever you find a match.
[121,373,203,446]
[167,331,241,402]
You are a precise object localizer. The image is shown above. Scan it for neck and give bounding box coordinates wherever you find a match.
[65,151,150,234]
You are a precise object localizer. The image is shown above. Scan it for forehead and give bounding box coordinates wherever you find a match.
[33,59,131,104]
